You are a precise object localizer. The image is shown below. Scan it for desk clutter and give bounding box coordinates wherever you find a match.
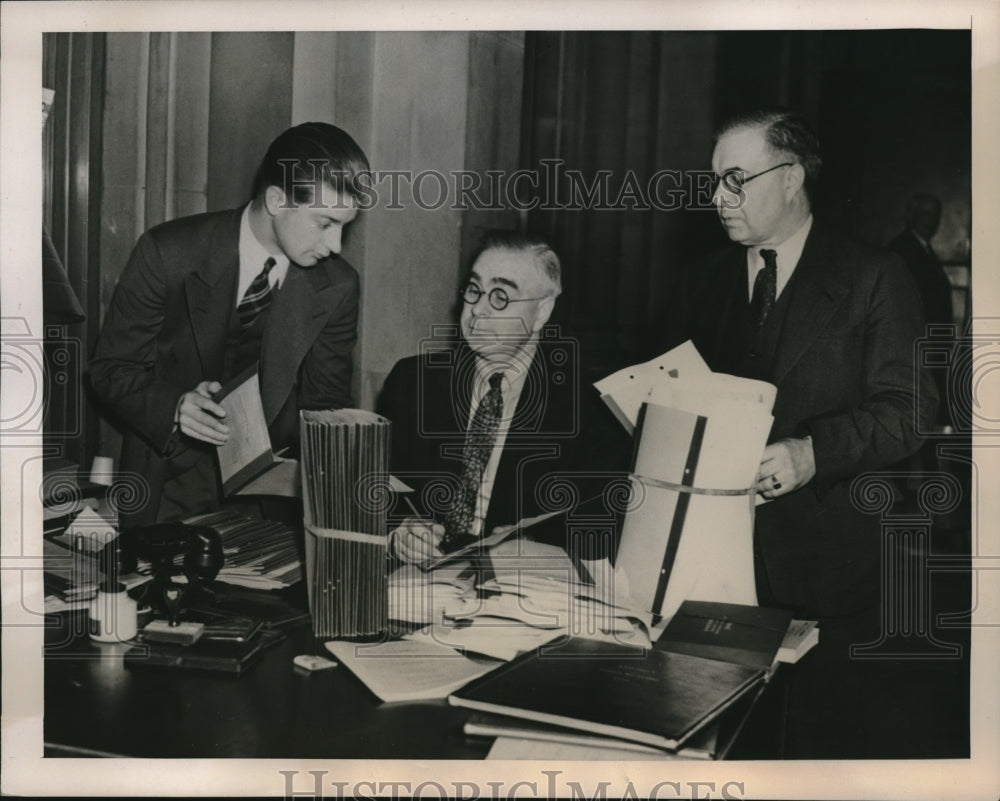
[183,509,303,590]
[42,343,822,757]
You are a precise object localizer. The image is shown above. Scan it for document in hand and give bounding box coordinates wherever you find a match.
[593,341,711,434]
[597,342,776,622]
[449,637,764,751]
[213,365,297,496]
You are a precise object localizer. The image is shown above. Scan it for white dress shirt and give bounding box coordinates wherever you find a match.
[465,339,537,538]
[236,204,290,304]
[746,214,813,301]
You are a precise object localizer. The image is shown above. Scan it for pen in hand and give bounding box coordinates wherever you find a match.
[397,497,445,562]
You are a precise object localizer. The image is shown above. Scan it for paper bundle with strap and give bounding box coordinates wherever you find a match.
[300,409,392,638]
[595,343,776,622]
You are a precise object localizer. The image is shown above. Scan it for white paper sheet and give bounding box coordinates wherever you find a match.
[602,343,776,624]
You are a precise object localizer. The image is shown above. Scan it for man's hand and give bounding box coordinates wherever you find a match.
[756,436,815,500]
[175,381,230,445]
[390,517,445,564]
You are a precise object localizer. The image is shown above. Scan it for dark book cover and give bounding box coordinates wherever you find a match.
[449,637,763,750]
[658,601,792,671]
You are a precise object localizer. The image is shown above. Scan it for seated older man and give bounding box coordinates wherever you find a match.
[378,230,630,564]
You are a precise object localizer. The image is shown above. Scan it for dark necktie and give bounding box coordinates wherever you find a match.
[749,248,778,331]
[441,371,505,551]
[237,257,276,327]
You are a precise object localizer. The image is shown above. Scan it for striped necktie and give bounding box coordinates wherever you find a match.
[237,257,276,327]
[749,248,778,331]
[441,371,505,552]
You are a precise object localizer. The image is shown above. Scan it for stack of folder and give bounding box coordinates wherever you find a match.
[300,409,392,638]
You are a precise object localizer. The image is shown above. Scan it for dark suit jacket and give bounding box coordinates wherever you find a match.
[377,335,632,555]
[887,229,954,327]
[90,207,359,525]
[664,222,936,618]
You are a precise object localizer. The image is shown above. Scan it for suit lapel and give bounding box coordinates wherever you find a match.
[183,211,241,379]
[259,261,336,424]
[771,225,851,385]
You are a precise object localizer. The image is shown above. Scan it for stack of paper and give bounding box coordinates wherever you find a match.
[596,342,776,622]
[325,636,501,703]
[43,537,100,604]
[59,506,117,553]
[776,619,820,664]
[300,409,392,638]
[185,510,303,590]
[387,561,478,624]
[434,541,652,656]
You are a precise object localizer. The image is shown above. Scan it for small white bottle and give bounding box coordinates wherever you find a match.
[88,580,138,643]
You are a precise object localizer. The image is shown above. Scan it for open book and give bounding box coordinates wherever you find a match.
[213,365,299,497]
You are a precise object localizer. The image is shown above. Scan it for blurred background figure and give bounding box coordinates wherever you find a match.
[888,193,953,328]
[887,193,954,427]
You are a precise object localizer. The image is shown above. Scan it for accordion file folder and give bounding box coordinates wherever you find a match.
[300,409,391,639]
[612,369,775,621]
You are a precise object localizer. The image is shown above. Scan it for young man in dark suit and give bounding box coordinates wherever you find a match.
[665,109,940,757]
[379,231,630,564]
[90,122,369,526]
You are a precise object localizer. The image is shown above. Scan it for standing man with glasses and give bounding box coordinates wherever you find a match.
[91,122,369,527]
[663,109,938,757]
[379,230,630,564]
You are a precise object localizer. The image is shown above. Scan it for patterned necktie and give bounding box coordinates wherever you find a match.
[237,257,276,327]
[749,248,778,331]
[441,371,505,551]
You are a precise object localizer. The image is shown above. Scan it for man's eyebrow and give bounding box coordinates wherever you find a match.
[492,276,519,291]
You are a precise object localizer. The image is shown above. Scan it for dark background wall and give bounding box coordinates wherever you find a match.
[521,29,971,365]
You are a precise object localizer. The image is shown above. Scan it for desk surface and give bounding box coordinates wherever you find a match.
[44,599,782,760]
[44,611,490,759]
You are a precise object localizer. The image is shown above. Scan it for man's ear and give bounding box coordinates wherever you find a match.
[264,185,288,216]
[532,294,557,332]
[784,163,806,200]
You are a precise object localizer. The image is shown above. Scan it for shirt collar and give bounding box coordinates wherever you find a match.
[747,214,813,298]
[239,204,290,288]
[472,337,538,408]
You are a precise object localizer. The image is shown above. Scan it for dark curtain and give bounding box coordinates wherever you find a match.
[520,30,971,370]
[43,33,106,469]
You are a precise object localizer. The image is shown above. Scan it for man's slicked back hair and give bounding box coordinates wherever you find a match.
[474,229,562,295]
[715,108,822,201]
[252,122,370,205]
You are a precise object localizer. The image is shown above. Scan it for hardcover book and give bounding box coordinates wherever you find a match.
[449,637,763,750]
[658,600,793,671]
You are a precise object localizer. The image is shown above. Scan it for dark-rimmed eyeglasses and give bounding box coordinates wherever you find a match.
[715,162,794,194]
[461,282,547,311]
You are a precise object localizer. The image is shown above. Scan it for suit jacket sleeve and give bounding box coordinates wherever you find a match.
[802,255,936,486]
[297,265,359,411]
[89,231,188,454]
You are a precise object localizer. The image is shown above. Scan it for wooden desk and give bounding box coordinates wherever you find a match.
[44,609,491,759]
[43,595,783,760]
